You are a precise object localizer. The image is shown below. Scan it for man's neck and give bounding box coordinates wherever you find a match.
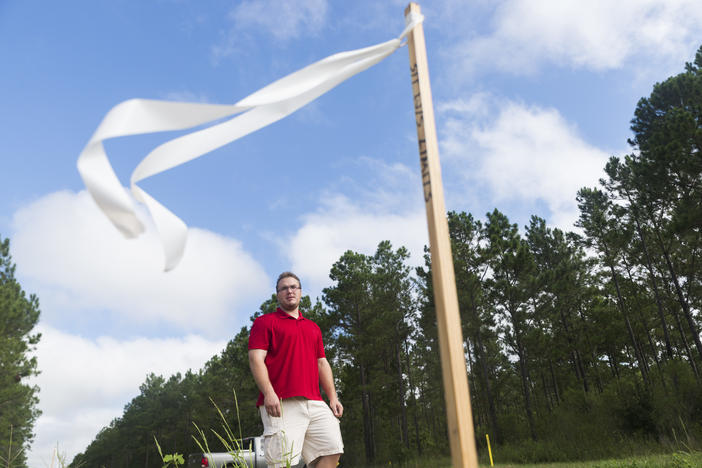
[280,307,299,318]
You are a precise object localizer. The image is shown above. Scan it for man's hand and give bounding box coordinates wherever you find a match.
[249,349,282,417]
[263,390,281,417]
[318,357,343,418]
[329,398,343,418]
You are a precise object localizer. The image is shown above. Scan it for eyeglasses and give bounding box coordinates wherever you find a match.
[277,285,300,293]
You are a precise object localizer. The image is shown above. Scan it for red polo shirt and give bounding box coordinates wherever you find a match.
[248,308,325,406]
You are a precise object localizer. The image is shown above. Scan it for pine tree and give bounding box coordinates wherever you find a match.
[0,236,41,468]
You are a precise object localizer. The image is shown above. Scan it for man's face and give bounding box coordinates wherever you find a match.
[276,276,301,312]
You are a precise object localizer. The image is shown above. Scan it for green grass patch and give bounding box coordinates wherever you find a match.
[356,450,702,468]
[486,450,701,467]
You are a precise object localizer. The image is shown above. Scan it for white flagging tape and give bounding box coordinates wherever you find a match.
[77,14,424,271]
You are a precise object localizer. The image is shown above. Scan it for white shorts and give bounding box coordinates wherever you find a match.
[259,397,344,468]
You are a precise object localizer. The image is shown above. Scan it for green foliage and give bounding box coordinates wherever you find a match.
[190,392,259,468]
[0,236,41,468]
[588,452,702,468]
[0,425,24,468]
[154,436,184,468]
[70,45,702,467]
[323,241,416,465]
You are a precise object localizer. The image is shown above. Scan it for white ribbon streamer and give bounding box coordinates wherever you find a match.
[78,14,424,271]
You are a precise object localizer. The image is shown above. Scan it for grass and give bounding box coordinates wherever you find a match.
[156,389,299,468]
[486,450,702,467]
[509,452,701,467]
[361,451,702,468]
[156,390,256,468]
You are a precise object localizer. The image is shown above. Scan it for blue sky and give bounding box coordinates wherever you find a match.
[2,0,702,465]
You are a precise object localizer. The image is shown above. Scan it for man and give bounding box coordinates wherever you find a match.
[248,272,344,468]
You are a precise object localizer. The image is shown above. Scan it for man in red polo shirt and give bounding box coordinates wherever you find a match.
[248,271,344,468]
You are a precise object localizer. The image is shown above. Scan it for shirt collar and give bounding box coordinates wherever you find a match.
[275,307,304,320]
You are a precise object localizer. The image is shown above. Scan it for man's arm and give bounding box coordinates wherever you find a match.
[318,357,343,418]
[248,349,281,417]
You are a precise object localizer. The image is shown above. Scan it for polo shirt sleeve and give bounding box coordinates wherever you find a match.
[316,325,325,359]
[248,316,269,350]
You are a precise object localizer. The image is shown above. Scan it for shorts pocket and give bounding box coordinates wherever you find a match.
[260,406,282,435]
[262,416,282,435]
[263,431,285,464]
[260,409,286,464]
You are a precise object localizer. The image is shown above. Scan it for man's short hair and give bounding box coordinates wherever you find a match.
[276,271,301,291]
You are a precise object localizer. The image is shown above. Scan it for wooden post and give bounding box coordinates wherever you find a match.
[404,3,478,467]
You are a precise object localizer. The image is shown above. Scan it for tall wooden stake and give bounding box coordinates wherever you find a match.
[404,3,478,467]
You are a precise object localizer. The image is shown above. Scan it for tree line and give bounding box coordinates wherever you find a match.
[69,45,702,468]
[1,46,698,468]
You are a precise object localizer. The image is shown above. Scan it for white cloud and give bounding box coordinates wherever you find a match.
[439,96,610,230]
[283,197,427,294]
[211,0,329,64]
[453,0,702,76]
[11,190,270,334]
[274,158,429,294]
[231,0,328,40]
[27,324,226,468]
[31,408,118,468]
